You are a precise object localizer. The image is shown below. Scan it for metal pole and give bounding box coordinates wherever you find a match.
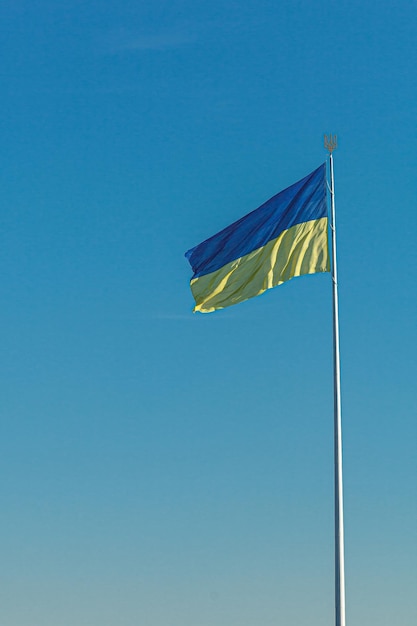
[326,136,346,626]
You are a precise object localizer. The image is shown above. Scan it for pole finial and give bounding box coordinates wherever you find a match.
[324,134,337,154]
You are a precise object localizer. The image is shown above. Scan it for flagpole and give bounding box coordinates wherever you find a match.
[325,134,346,626]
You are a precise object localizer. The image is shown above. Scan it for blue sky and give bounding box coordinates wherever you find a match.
[1,1,416,625]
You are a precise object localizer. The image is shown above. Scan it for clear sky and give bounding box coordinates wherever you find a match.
[1,1,416,625]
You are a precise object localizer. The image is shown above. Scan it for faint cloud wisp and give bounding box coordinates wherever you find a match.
[102,23,197,54]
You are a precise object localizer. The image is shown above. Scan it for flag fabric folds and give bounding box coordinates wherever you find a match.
[185,163,329,313]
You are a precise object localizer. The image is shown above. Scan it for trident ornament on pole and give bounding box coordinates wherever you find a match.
[324,134,337,153]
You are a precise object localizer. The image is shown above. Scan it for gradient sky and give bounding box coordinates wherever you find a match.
[1,2,416,625]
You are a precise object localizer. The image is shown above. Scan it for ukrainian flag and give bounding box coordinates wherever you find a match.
[185,163,329,313]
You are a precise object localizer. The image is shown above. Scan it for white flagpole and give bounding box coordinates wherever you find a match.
[325,135,346,626]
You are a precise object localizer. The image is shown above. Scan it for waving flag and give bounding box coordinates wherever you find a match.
[185,163,329,313]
